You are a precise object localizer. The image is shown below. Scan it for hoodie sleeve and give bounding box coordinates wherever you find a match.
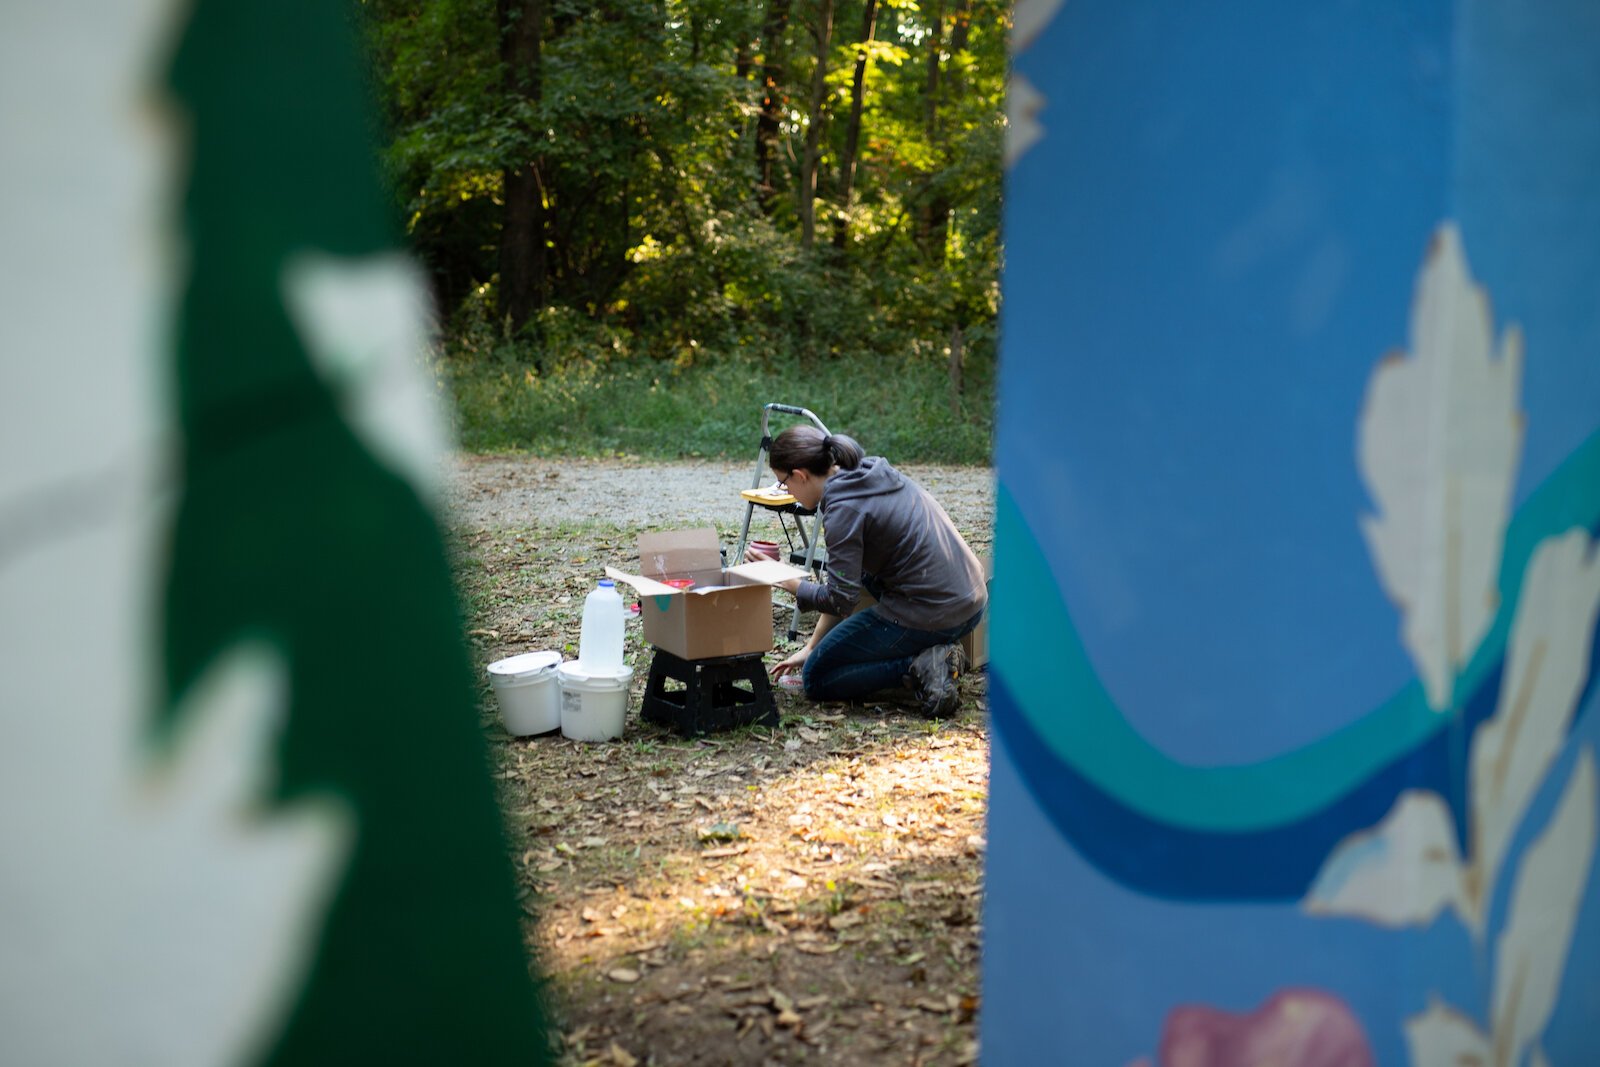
[795,500,865,618]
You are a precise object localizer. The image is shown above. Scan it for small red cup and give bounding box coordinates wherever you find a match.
[748,540,781,561]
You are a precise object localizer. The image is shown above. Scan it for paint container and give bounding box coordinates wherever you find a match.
[557,662,633,741]
[486,651,563,735]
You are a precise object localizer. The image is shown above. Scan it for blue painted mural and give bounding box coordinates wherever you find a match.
[985,2,1600,1064]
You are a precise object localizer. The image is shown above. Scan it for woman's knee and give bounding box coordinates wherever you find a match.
[801,648,857,701]
[799,654,828,699]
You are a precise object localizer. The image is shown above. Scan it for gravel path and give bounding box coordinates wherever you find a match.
[444,453,996,545]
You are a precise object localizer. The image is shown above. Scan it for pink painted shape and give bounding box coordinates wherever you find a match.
[1158,988,1375,1067]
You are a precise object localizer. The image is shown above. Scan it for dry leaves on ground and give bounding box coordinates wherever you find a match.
[449,457,993,1066]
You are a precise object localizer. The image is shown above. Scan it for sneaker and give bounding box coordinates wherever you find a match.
[904,643,968,718]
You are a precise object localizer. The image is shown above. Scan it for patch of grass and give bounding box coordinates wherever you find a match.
[442,350,993,465]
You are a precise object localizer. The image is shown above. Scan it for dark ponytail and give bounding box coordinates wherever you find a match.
[770,425,863,476]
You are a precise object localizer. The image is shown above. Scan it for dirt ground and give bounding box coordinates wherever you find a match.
[444,453,995,1067]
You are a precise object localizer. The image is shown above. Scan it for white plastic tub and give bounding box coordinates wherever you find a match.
[486,651,563,736]
[557,662,633,742]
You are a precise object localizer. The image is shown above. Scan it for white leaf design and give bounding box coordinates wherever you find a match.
[1466,531,1600,931]
[1,645,353,1067]
[281,251,448,504]
[1357,223,1524,710]
[1490,748,1596,1067]
[1012,0,1067,52]
[1403,997,1491,1067]
[1303,790,1465,927]
[1005,75,1048,168]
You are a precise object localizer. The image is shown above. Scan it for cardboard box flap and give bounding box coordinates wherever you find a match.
[726,558,809,586]
[604,566,677,597]
[638,528,721,580]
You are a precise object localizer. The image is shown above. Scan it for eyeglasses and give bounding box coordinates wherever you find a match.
[776,471,793,490]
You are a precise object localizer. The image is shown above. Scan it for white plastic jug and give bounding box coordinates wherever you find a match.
[578,579,625,672]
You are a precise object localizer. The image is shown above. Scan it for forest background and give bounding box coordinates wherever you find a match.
[361,0,1006,463]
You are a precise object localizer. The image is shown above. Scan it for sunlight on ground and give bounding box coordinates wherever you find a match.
[500,711,988,1064]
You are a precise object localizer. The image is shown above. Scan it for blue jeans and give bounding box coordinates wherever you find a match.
[800,601,982,702]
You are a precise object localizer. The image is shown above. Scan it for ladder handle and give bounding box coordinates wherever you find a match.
[760,403,831,439]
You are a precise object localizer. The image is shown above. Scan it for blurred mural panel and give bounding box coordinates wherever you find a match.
[0,3,549,1064]
[987,2,1600,1064]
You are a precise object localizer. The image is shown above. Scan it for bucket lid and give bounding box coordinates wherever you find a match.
[487,650,562,681]
[557,661,633,686]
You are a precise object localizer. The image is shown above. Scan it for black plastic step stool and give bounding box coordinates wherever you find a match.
[641,649,778,736]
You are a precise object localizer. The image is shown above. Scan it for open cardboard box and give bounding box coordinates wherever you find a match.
[606,528,808,661]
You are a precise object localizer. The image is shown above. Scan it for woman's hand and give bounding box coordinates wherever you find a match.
[778,576,803,594]
[770,645,810,681]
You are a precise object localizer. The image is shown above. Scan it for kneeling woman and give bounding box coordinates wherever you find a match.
[763,426,986,717]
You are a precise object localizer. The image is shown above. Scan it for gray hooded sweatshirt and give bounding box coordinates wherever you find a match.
[794,457,987,631]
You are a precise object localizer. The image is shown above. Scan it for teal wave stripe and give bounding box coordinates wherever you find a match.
[993,426,1600,830]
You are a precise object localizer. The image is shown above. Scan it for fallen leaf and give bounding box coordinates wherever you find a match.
[607,967,641,983]
[607,1041,638,1067]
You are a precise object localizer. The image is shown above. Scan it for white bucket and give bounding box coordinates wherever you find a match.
[557,662,634,742]
[487,651,563,736]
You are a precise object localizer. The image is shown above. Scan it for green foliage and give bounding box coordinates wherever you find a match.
[361,0,1005,464]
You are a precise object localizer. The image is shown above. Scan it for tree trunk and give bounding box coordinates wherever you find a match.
[832,0,876,250]
[799,0,834,248]
[496,0,545,335]
[754,0,792,215]
[921,0,971,266]
[916,0,945,261]
[948,323,964,415]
